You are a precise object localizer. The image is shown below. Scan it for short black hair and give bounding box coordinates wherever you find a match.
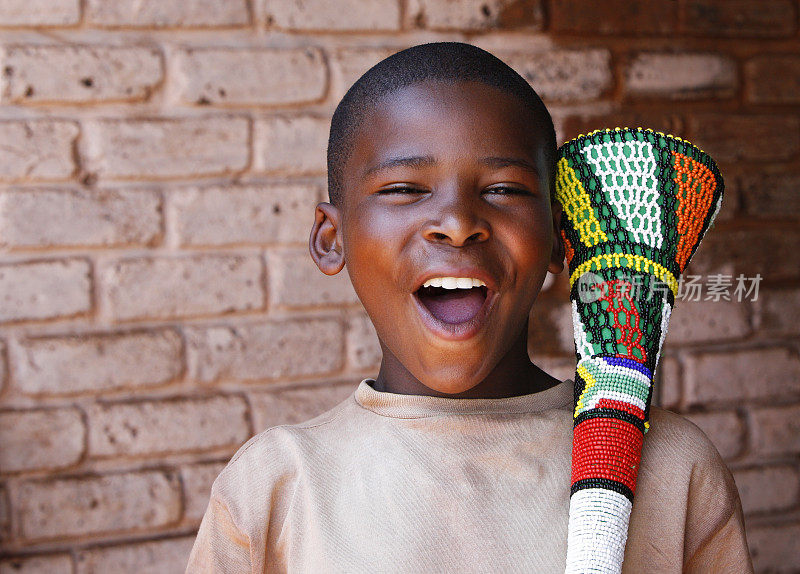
[327,41,556,206]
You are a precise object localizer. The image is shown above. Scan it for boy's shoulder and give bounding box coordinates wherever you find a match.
[206,386,362,527]
[631,406,746,569]
[214,384,728,491]
[222,388,357,471]
[216,385,730,486]
[641,406,739,527]
[645,405,728,469]
[640,404,735,496]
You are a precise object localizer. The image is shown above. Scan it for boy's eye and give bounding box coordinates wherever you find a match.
[483,185,531,195]
[377,185,426,194]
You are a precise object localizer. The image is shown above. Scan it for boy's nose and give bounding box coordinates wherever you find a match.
[421,195,490,247]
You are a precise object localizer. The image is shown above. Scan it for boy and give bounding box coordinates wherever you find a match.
[187,43,752,573]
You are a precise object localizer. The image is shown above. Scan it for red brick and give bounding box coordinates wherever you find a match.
[177,48,326,107]
[0,120,78,182]
[667,299,750,344]
[17,470,181,541]
[3,45,162,104]
[501,49,612,102]
[101,255,264,321]
[746,55,800,104]
[170,184,319,247]
[346,312,381,370]
[688,115,800,163]
[748,523,800,573]
[740,172,800,218]
[529,299,573,356]
[688,229,800,282]
[265,248,359,308]
[83,117,249,180]
[625,53,736,99]
[684,347,800,405]
[547,301,577,357]
[0,187,162,248]
[757,288,800,335]
[0,259,91,323]
[186,318,345,383]
[332,48,398,98]
[85,0,249,27]
[0,484,8,540]
[87,395,249,457]
[249,382,354,431]
[264,0,400,31]
[750,404,800,457]
[76,537,194,574]
[684,411,744,460]
[253,115,328,175]
[405,0,543,30]
[552,0,677,34]
[0,555,73,574]
[14,329,183,396]
[682,0,797,37]
[0,0,79,26]
[180,461,225,523]
[656,356,681,410]
[734,465,798,514]
[560,111,683,144]
[0,408,84,473]
[0,340,6,394]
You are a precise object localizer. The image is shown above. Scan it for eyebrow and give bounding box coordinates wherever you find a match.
[481,156,539,175]
[363,155,436,177]
[362,154,539,177]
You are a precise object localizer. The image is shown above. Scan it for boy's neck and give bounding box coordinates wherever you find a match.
[372,332,561,399]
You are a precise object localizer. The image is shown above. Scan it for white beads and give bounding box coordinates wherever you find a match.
[582,141,663,249]
[654,299,672,367]
[566,488,633,574]
[572,300,596,361]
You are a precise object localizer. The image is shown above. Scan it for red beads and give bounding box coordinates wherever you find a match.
[571,417,645,494]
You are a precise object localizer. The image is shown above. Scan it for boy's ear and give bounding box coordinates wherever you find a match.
[309,202,345,275]
[549,199,565,274]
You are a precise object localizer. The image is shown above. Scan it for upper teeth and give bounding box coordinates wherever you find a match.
[422,277,486,289]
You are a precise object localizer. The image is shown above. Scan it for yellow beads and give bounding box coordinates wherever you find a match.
[556,158,608,247]
[569,253,679,296]
[575,362,598,417]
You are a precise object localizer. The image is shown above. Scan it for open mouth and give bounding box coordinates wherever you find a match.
[414,282,489,325]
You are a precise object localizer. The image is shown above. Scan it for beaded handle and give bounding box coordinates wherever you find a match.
[556,128,723,573]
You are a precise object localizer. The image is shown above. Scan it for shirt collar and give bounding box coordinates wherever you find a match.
[354,378,573,419]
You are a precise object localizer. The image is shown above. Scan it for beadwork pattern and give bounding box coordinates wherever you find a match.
[556,157,609,247]
[672,151,718,271]
[557,128,723,574]
[581,141,662,249]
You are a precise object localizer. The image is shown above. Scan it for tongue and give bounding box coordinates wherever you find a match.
[419,289,485,324]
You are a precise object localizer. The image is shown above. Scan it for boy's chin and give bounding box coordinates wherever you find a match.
[413,364,491,396]
[420,381,483,397]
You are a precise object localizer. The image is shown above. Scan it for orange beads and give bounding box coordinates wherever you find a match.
[673,151,717,271]
[563,231,575,267]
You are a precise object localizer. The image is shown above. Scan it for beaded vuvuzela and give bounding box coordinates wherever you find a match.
[555,128,724,573]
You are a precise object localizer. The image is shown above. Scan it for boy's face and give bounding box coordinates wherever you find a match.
[312,80,563,396]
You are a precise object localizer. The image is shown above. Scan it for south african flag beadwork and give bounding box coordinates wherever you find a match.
[557,128,724,574]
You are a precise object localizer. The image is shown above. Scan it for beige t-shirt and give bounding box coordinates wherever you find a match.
[187,379,753,573]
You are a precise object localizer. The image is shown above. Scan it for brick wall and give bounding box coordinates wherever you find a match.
[0,1,798,572]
